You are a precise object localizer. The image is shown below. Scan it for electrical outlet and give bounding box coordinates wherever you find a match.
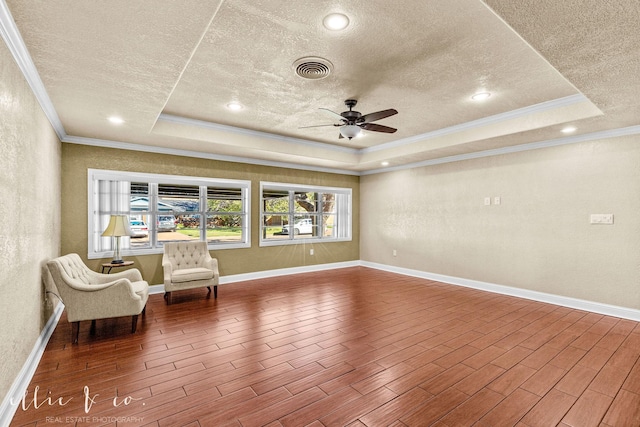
[484,197,491,206]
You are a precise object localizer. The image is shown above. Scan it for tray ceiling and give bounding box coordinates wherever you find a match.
[3,0,639,174]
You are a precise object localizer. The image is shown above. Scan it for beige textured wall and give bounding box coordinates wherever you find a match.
[61,144,359,285]
[0,46,61,398]
[361,136,640,310]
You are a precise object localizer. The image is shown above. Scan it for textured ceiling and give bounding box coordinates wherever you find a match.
[4,0,639,173]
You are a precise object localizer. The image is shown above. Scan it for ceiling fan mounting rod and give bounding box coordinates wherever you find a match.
[341,99,361,123]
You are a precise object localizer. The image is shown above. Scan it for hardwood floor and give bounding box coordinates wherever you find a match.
[10,267,640,426]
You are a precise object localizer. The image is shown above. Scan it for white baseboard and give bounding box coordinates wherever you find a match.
[218,260,360,285]
[0,303,64,427]
[361,261,640,322]
[147,260,361,291]
[148,284,165,295]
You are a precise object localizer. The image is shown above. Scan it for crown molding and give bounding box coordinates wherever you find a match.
[360,125,640,175]
[361,94,592,154]
[66,123,640,178]
[158,113,359,155]
[362,124,640,175]
[62,135,360,176]
[160,94,591,158]
[0,0,66,140]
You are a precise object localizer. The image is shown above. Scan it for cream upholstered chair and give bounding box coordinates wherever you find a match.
[46,253,149,344]
[162,241,219,304]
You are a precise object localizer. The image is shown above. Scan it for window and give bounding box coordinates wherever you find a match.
[88,169,250,259]
[260,182,351,246]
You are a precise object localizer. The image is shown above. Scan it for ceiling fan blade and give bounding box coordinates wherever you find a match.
[319,108,346,122]
[360,108,398,123]
[298,123,339,129]
[360,123,397,133]
[338,132,344,139]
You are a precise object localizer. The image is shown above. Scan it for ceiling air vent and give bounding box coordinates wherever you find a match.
[293,57,333,80]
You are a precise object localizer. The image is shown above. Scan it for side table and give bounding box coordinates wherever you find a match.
[101,260,134,274]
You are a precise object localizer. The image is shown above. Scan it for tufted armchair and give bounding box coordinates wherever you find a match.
[162,241,219,304]
[46,253,149,344]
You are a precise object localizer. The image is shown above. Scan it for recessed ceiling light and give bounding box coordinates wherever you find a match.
[381,161,390,167]
[108,116,125,125]
[323,13,350,30]
[471,92,491,101]
[561,126,577,134]
[226,102,244,111]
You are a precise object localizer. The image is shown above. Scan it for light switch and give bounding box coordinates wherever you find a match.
[590,214,614,224]
[494,197,501,205]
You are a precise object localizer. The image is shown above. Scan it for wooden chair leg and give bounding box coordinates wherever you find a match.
[214,285,218,299]
[72,321,80,344]
[164,292,172,305]
[142,305,146,316]
[131,314,139,333]
[89,319,96,335]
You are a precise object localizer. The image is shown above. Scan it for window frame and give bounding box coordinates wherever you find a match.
[259,181,352,247]
[88,169,251,259]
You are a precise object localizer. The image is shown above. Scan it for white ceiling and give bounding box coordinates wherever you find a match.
[3,0,640,174]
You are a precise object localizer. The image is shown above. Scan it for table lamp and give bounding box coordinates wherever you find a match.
[101,215,132,264]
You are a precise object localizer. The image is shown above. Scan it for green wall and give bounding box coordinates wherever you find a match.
[0,43,61,401]
[61,144,359,285]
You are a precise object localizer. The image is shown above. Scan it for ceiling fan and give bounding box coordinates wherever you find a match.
[301,99,398,140]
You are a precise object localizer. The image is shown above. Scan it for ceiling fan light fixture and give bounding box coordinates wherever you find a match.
[323,13,350,30]
[340,124,361,139]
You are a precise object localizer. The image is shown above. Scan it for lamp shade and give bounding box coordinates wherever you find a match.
[101,215,132,237]
[340,124,361,140]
